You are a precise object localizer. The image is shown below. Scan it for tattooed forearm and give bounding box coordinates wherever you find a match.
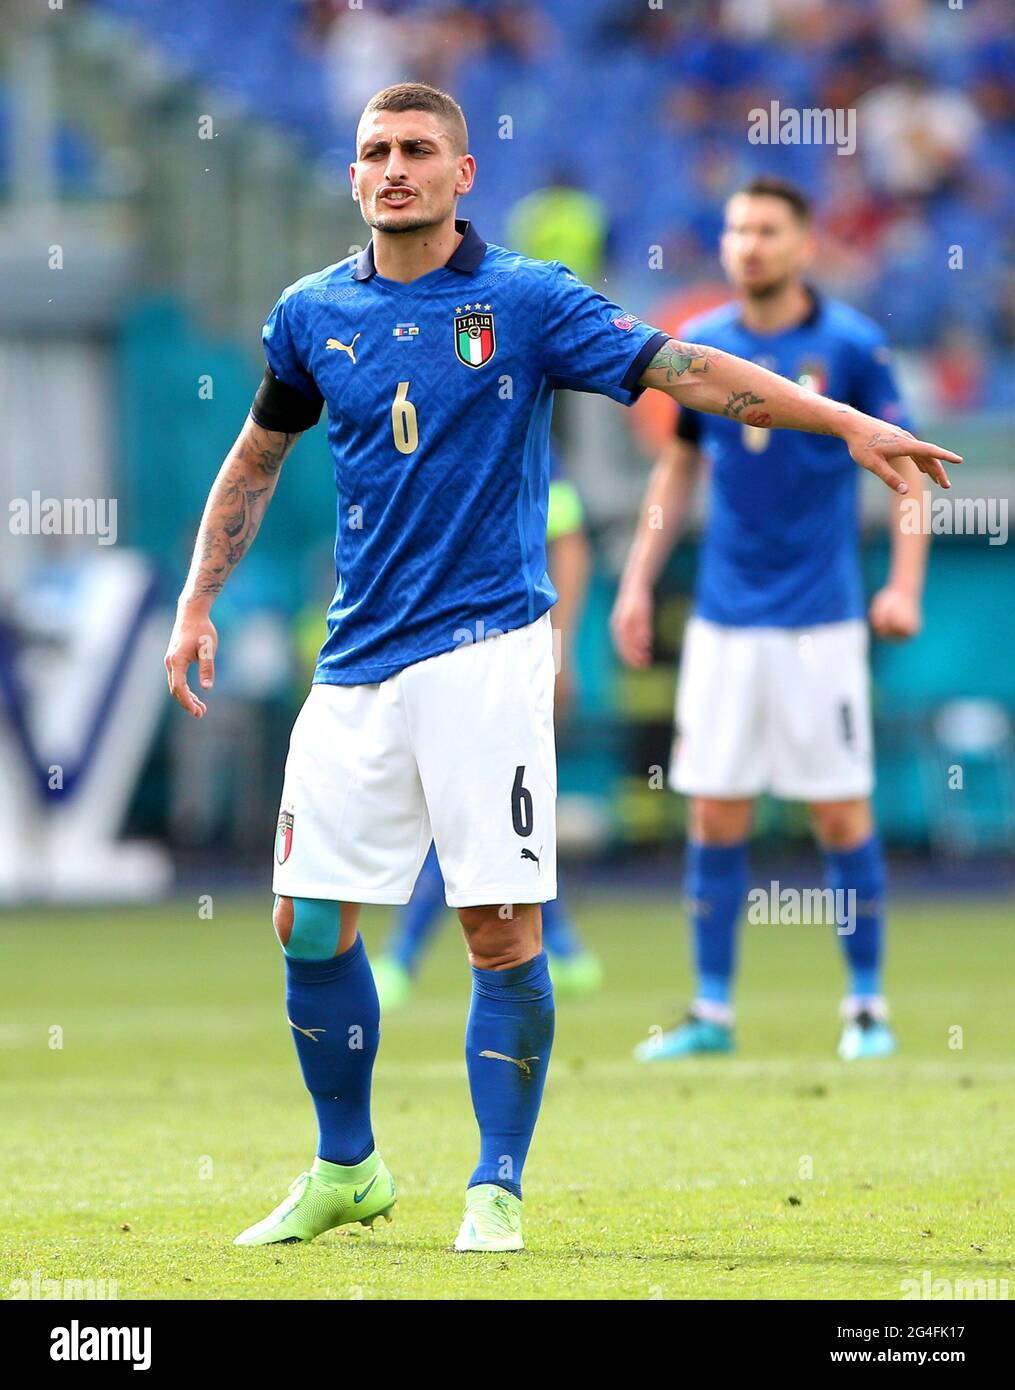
[810,407,854,435]
[648,339,714,382]
[723,389,765,420]
[190,470,271,598]
[180,421,298,607]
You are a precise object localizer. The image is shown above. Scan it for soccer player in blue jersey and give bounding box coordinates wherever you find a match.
[164,90,959,1251]
[613,176,931,1063]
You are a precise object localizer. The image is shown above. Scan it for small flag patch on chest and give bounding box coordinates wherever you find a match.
[454,307,496,368]
[393,323,420,338]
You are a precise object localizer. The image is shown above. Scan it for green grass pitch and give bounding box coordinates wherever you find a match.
[2,893,1012,1300]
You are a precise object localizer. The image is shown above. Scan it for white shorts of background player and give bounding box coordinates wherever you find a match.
[669,616,873,802]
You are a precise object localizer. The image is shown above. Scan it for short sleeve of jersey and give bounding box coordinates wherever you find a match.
[538,263,669,406]
[262,289,324,406]
[849,328,913,432]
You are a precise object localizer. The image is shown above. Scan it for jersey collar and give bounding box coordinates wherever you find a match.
[352,218,487,281]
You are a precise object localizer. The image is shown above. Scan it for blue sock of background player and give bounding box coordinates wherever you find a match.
[687,841,751,1017]
[823,833,885,1002]
[387,843,446,975]
[388,841,586,972]
[540,882,582,960]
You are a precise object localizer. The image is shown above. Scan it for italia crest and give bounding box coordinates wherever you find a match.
[797,359,828,396]
[275,809,294,865]
[454,304,496,368]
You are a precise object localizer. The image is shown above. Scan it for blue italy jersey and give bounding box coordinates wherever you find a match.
[256,219,666,684]
[677,292,911,628]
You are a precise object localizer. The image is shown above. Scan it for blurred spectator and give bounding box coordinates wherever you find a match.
[858,68,982,199]
[84,0,1015,350]
[506,177,609,284]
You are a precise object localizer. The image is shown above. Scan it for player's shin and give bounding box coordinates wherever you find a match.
[281,898,379,1165]
[823,834,886,1007]
[687,840,751,1019]
[464,950,555,1201]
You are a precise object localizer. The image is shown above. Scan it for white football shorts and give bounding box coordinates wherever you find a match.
[669,616,874,801]
[273,613,557,907]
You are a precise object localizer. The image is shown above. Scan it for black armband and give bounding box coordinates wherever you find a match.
[675,404,702,444]
[250,366,324,433]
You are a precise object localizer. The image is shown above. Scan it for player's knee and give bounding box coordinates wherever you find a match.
[692,798,753,844]
[811,801,872,850]
[459,904,537,970]
[272,895,294,947]
[273,895,343,959]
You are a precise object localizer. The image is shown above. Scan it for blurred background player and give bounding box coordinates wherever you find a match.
[613,177,926,1062]
[371,460,604,1009]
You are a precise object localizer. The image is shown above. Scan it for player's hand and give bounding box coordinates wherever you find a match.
[164,607,218,719]
[844,415,962,494]
[869,585,922,640]
[611,582,654,668]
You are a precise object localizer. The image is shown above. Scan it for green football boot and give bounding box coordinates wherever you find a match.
[234,1152,395,1246]
[549,950,604,998]
[371,957,414,1012]
[453,1184,524,1252]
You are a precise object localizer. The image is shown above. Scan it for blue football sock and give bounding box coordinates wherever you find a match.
[541,882,582,960]
[685,840,750,1009]
[386,842,447,974]
[465,951,555,1200]
[824,833,886,1000]
[284,931,379,1167]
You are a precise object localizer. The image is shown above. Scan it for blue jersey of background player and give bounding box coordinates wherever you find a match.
[613,176,931,1063]
[678,291,912,631]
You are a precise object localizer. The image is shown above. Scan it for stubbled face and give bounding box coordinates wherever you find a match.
[720,193,814,297]
[350,110,474,234]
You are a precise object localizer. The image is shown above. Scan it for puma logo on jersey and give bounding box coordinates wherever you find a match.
[288,1017,325,1042]
[325,333,361,363]
[479,1050,540,1077]
[520,847,540,868]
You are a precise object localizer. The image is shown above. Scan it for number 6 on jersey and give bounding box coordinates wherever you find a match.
[391,380,419,455]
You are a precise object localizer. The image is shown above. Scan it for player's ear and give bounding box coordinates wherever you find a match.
[455,154,476,198]
[349,164,359,202]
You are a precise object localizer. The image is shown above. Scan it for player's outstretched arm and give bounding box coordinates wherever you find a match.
[164,417,301,719]
[611,435,702,668]
[639,340,962,494]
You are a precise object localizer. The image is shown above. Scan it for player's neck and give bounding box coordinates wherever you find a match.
[370,219,463,284]
[738,281,813,336]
